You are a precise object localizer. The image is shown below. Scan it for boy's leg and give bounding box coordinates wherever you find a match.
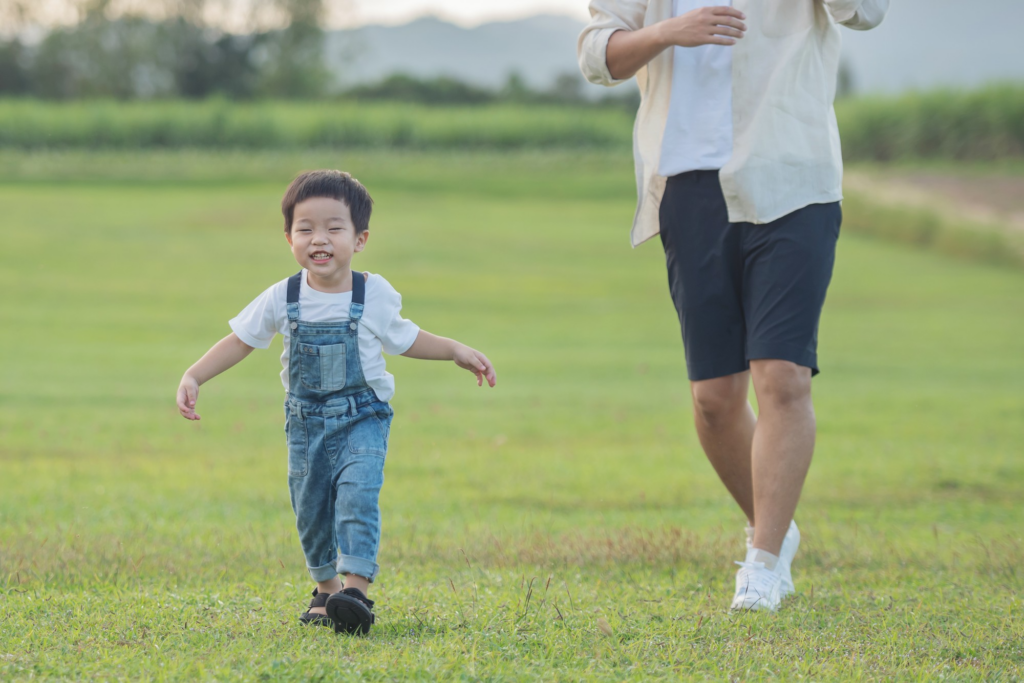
[333,450,385,586]
[343,574,370,594]
[333,403,392,590]
[325,405,390,634]
[288,413,343,582]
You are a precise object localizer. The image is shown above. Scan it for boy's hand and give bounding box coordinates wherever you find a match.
[177,374,202,420]
[174,334,256,422]
[453,344,497,387]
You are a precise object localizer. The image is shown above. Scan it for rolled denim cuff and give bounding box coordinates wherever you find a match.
[306,561,339,582]
[338,554,379,583]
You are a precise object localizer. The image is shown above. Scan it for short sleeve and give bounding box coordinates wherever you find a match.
[381,313,420,356]
[364,275,420,356]
[229,282,285,349]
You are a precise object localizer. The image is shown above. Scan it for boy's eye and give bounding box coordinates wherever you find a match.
[329,227,343,232]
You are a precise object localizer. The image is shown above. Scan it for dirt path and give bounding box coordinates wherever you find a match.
[844,169,1024,234]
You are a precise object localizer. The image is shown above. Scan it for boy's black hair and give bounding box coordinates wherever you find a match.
[281,170,373,234]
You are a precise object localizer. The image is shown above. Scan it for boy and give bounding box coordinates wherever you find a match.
[175,170,496,634]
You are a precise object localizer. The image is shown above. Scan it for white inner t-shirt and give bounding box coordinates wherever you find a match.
[658,0,735,177]
[229,271,420,402]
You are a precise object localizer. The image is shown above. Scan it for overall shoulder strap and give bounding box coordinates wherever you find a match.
[352,271,366,305]
[286,271,303,304]
[285,271,302,322]
[349,271,366,321]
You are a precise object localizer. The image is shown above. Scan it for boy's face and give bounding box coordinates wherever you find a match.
[286,197,368,283]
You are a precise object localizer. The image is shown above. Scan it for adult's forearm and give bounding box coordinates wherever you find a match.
[602,7,746,81]
[605,24,669,81]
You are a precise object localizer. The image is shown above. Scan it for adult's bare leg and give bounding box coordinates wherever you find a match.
[748,359,815,555]
[690,371,757,523]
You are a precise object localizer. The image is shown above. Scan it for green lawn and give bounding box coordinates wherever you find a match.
[0,151,1022,681]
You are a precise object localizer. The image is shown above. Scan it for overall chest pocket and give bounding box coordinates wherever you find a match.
[299,342,347,391]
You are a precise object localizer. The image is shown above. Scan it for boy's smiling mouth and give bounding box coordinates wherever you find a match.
[310,251,333,264]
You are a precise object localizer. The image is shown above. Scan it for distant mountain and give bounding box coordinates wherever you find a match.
[326,15,586,92]
[328,1,1024,96]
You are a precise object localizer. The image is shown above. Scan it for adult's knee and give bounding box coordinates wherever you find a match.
[751,360,811,410]
[691,374,749,427]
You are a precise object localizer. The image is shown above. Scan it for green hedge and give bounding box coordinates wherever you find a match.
[836,84,1024,161]
[0,100,632,150]
[0,84,1022,158]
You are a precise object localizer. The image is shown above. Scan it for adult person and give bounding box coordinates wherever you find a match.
[578,0,888,611]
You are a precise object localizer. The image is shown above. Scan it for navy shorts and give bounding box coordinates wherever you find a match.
[658,170,841,382]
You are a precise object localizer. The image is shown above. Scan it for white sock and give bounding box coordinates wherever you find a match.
[746,547,779,571]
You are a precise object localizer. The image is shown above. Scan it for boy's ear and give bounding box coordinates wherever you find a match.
[285,230,293,246]
[355,230,369,253]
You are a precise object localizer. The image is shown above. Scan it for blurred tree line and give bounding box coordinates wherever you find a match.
[346,72,639,110]
[0,0,330,99]
[0,0,637,107]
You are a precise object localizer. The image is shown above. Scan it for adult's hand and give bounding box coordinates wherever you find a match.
[660,6,746,47]
[606,6,746,81]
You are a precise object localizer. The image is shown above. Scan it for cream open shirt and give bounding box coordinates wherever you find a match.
[578,0,889,246]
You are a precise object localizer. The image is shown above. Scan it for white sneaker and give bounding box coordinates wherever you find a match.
[745,520,800,597]
[730,549,783,612]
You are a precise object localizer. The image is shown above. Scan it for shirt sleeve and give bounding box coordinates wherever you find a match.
[365,275,420,356]
[577,0,649,87]
[824,0,889,30]
[228,282,284,349]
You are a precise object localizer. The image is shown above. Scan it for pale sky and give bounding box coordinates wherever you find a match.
[342,0,590,27]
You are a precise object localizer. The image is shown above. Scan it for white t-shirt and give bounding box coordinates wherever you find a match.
[658,0,734,177]
[229,271,420,402]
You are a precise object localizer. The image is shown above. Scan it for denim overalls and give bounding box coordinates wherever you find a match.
[284,270,393,583]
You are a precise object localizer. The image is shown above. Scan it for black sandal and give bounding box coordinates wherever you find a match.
[325,587,375,635]
[299,588,334,628]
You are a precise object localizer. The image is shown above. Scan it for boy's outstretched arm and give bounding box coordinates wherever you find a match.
[176,333,255,420]
[401,331,496,387]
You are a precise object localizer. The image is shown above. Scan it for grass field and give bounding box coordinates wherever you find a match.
[1,151,1022,680]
